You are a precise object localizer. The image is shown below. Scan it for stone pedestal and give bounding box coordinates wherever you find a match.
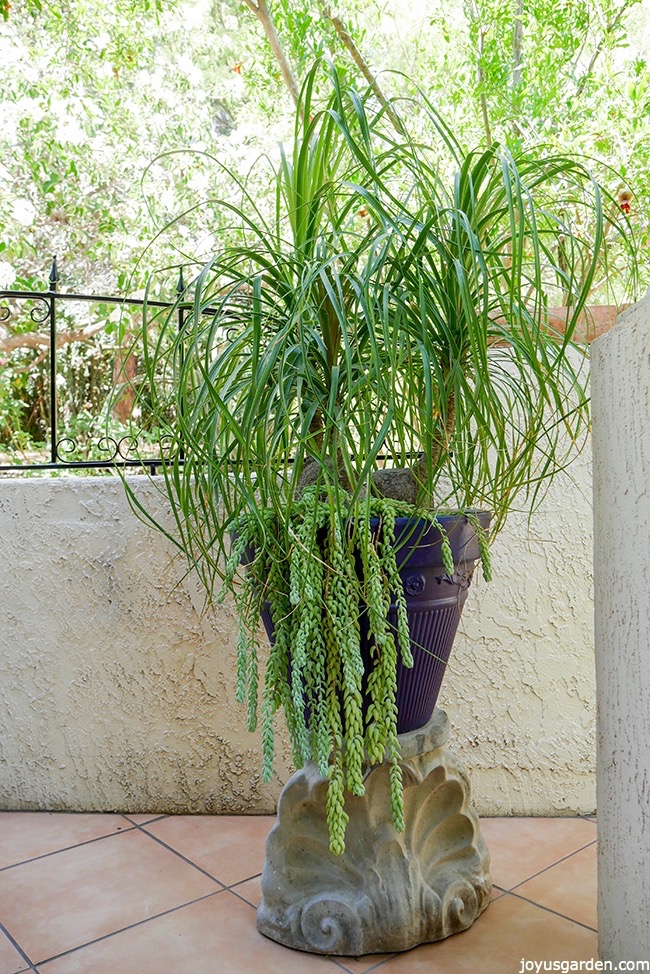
[257,709,491,955]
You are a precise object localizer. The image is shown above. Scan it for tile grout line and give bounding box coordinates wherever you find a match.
[349,955,398,974]
[0,920,38,973]
[228,873,262,893]
[0,821,140,873]
[132,819,281,891]
[29,889,226,969]
[225,883,267,912]
[326,883,599,974]
[327,958,361,973]
[134,824,230,888]
[2,816,598,972]
[211,878,391,972]
[505,838,598,894]
[120,814,169,826]
[280,946,395,974]
[502,889,598,933]
[225,888,257,910]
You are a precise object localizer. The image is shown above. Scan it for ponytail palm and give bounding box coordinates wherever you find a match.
[132,61,625,852]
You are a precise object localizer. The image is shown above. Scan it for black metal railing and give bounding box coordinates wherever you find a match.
[0,258,197,474]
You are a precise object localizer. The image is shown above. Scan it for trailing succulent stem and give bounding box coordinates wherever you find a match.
[224,489,490,854]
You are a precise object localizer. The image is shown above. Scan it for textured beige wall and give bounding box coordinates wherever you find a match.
[441,441,596,815]
[0,450,596,817]
[0,476,294,814]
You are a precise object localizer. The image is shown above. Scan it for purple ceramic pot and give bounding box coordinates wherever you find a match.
[256,511,490,735]
[379,513,490,733]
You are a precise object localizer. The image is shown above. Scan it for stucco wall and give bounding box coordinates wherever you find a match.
[442,440,596,815]
[592,296,650,960]
[0,476,294,814]
[0,450,596,817]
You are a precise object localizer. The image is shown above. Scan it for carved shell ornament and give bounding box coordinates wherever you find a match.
[257,723,491,955]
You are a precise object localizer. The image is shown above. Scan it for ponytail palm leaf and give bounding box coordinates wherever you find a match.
[131,61,629,853]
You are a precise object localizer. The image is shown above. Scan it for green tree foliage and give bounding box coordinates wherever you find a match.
[427,0,649,295]
[1,0,263,292]
[0,0,288,450]
[226,0,648,295]
[1,0,647,287]
[0,0,647,455]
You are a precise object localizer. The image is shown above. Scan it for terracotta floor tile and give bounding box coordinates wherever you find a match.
[479,817,597,890]
[0,812,131,870]
[366,893,598,974]
[515,844,597,929]
[37,891,340,974]
[0,812,599,972]
[0,931,29,974]
[142,814,275,886]
[0,828,219,964]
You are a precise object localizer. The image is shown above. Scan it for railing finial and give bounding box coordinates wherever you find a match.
[49,256,59,292]
[176,265,185,296]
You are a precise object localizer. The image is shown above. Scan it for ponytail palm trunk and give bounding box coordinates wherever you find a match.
[131,61,629,853]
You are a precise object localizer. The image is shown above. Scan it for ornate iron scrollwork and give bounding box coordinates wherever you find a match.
[29,298,51,325]
[0,260,194,473]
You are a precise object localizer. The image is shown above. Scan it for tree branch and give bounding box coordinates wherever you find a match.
[575,0,638,96]
[512,0,524,90]
[0,322,106,356]
[321,6,406,136]
[466,0,493,148]
[240,0,301,108]
[511,0,525,140]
